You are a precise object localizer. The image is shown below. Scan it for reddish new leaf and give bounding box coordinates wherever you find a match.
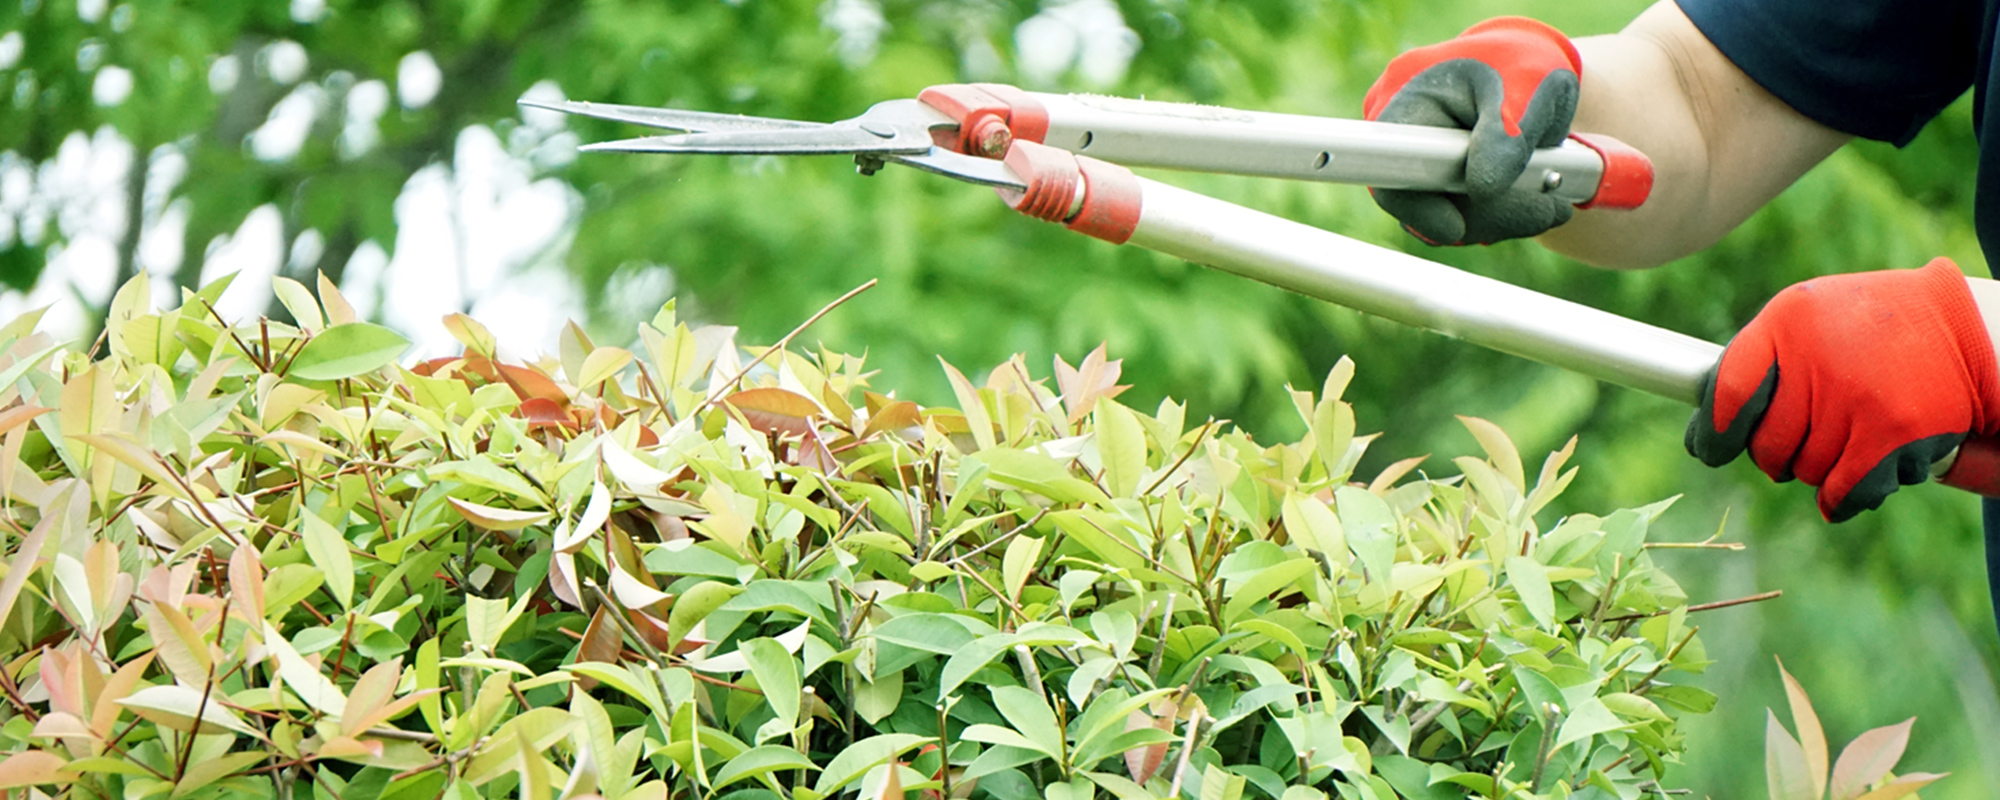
[1830,718,1914,800]
[723,387,820,438]
[859,400,921,442]
[518,398,577,432]
[1767,711,1815,800]
[0,751,70,789]
[1123,710,1172,784]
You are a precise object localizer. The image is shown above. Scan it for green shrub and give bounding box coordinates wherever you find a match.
[0,273,1726,799]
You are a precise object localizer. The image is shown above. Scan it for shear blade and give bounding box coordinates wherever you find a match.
[517,99,822,134]
[581,126,934,156]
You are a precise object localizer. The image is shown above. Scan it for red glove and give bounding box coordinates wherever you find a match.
[1363,17,1582,245]
[1685,259,2000,521]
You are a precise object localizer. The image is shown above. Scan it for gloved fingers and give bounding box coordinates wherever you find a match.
[1464,69,1536,197]
[1746,358,1810,483]
[1456,193,1573,245]
[1370,64,1481,130]
[1464,69,1575,195]
[1818,433,1964,522]
[1684,335,1779,468]
[1372,188,1468,245]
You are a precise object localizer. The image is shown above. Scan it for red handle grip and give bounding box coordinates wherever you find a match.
[1938,435,2000,496]
[1569,132,1654,210]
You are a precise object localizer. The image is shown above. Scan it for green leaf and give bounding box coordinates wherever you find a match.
[853,668,903,725]
[1223,557,1315,624]
[938,634,1017,699]
[712,745,819,791]
[870,613,980,656]
[1002,535,1045,601]
[465,593,533,653]
[288,322,410,381]
[743,637,802,737]
[1553,697,1633,749]
[990,685,1065,762]
[1094,399,1146,497]
[962,724,1058,759]
[172,751,265,798]
[668,581,745,651]
[1335,487,1395,582]
[1648,684,1718,714]
[1200,762,1246,800]
[1504,556,1555,630]
[1280,492,1346,564]
[813,734,931,796]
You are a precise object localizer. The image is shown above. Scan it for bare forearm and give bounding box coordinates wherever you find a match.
[1536,1,1849,268]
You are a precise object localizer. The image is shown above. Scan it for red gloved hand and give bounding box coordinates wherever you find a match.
[1685,259,2000,521]
[1363,17,1582,245]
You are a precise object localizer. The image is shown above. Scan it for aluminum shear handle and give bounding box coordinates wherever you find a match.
[977,139,2000,497]
[524,82,1654,209]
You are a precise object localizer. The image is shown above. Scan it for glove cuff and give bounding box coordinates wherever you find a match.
[1459,17,1584,79]
[1918,257,2000,433]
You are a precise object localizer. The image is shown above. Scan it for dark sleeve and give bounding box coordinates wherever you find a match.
[1673,0,1982,146]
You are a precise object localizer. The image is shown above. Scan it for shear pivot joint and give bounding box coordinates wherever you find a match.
[918,84,1050,158]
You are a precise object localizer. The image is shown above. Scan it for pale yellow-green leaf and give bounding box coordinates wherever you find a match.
[1457,415,1525,493]
[940,358,995,452]
[442,313,497,358]
[447,497,551,531]
[263,621,348,717]
[1280,492,1347,567]
[171,751,265,798]
[578,347,635,392]
[1002,535,1045,601]
[1093,400,1145,497]
[300,508,354,609]
[272,277,325,333]
[317,271,357,325]
[465,593,535,652]
[118,685,258,736]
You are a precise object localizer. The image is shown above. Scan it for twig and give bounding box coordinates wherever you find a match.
[585,582,668,666]
[1601,590,1781,623]
[1140,420,1215,497]
[694,279,877,416]
[1631,625,1702,696]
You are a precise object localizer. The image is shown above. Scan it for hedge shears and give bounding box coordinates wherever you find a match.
[523,83,2000,496]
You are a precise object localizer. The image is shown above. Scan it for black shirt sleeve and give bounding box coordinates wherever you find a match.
[1674,0,1982,146]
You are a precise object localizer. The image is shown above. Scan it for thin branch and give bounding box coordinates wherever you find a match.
[1141,420,1215,497]
[1601,590,1781,623]
[694,279,877,416]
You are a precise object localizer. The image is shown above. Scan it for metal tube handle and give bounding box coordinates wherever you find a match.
[1123,177,1713,400]
[1029,93,1652,209]
[989,140,1994,499]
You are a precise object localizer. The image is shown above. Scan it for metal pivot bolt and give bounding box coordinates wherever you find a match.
[1542,171,1563,192]
[973,118,1014,159]
[854,154,886,176]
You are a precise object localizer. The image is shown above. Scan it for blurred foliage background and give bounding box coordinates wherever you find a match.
[3,0,1997,795]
